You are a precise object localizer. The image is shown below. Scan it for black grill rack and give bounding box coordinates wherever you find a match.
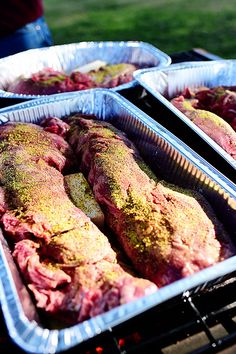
[169,48,222,63]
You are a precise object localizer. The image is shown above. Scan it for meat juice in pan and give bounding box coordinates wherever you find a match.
[0,114,234,327]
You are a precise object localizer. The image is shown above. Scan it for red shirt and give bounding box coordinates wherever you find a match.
[0,0,43,37]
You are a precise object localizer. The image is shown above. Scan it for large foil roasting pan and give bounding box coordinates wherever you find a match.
[134,60,236,173]
[0,89,235,354]
[0,41,171,102]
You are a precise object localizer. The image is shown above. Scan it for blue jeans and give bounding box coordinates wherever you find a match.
[0,16,53,58]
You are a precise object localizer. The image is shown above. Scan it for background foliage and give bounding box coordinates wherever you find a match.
[44,0,236,58]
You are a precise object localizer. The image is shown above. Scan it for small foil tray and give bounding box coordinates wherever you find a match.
[133,60,236,171]
[0,41,171,100]
[0,89,235,354]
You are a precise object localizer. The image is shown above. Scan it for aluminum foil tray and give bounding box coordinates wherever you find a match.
[0,41,171,100]
[0,89,235,354]
[134,60,236,171]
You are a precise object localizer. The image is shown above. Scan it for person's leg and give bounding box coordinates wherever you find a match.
[0,17,53,58]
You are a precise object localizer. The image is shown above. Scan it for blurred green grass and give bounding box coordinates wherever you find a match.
[44,0,236,58]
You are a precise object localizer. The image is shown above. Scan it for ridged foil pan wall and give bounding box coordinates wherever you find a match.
[0,89,235,354]
[0,41,171,100]
[134,60,236,171]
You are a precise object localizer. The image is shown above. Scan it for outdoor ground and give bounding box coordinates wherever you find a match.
[44,0,236,59]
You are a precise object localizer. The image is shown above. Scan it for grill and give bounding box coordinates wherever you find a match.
[2,273,236,353]
[1,49,236,354]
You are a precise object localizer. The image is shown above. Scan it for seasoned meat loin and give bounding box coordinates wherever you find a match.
[67,115,235,287]
[0,121,157,324]
[64,172,105,228]
[13,238,157,323]
[186,86,236,130]
[85,63,137,88]
[0,123,84,242]
[7,67,95,95]
[7,63,137,95]
[171,94,236,159]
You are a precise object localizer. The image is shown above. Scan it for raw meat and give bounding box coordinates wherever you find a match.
[67,115,235,287]
[86,63,137,88]
[7,67,95,95]
[7,63,137,95]
[182,86,236,130]
[64,173,105,228]
[0,121,157,324]
[14,239,156,323]
[171,95,236,160]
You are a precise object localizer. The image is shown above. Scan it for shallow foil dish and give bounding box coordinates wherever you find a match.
[0,89,235,354]
[134,60,236,171]
[0,41,171,101]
